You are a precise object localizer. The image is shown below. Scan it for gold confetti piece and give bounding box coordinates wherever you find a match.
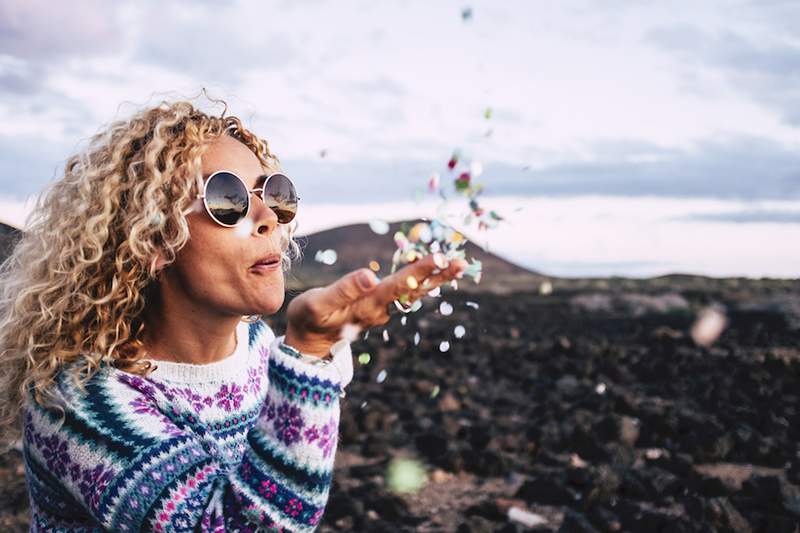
[358,353,371,365]
[369,260,380,272]
[406,276,419,290]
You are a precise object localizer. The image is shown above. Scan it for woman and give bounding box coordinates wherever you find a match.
[0,99,465,532]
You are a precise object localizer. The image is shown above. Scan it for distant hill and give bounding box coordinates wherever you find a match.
[291,220,541,289]
[0,222,21,264]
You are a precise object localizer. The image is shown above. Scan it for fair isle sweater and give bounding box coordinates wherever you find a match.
[22,320,353,532]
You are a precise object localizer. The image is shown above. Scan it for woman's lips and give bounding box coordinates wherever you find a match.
[250,261,280,273]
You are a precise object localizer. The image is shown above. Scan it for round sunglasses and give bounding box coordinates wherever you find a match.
[198,170,299,227]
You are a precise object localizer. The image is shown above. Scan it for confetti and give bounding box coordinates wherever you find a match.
[358,353,371,365]
[386,458,427,494]
[414,332,421,346]
[595,382,607,394]
[483,107,492,120]
[319,149,327,158]
[539,281,553,295]
[410,300,423,313]
[470,161,483,177]
[406,276,419,290]
[382,329,390,343]
[461,6,473,21]
[369,219,390,235]
[691,306,727,347]
[430,385,441,398]
[466,301,480,309]
[454,325,466,338]
[439,341,450,352]
[401,316,407,326]
[314,249,337,265]
[408,222,433,244]
[428,173,440,192]
[439,301,453,316]
[360,401,368,409]
[376,369,387,383]
[369,260,380,272]
[427,287,441,298]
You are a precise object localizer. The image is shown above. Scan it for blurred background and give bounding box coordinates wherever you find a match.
[1,1,800,532]
[0,0,798,277]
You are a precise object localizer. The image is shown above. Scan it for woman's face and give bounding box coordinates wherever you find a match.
[161,135,286,317]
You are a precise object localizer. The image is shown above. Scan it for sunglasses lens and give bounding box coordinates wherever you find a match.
[205,172,249,226]
[263,173,298,223]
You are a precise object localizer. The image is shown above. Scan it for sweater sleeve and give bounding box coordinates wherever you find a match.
[22,336,352,533]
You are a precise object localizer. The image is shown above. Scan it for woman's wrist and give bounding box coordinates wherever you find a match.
[283,329,333,358]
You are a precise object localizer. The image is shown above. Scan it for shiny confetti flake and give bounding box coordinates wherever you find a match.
[401,316,408,326]
[410,300,423,313]
[691,306,728,347]
[470,161,483,178]
[376,369,387,383]
[428,173,440,192]
[414,332,421,346]
[483,107,492,120]
[408,222,433,243]
[595,382,607,394]
[466,301,480,309]
[406,276,419,290]
[369,260,381,272]
[439,301,454,316]
[439,341,451,352]
[430,385,441,398]
[386,458,427,494]
[539,281,553,295]
[382,329,390,343]
[369,219,390,235]
[314,249,337,265]
[358,352,371,365]
[454,325,466,338]
[427,287,441,298]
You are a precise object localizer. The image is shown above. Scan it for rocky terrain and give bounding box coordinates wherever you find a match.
[0,219,798,531]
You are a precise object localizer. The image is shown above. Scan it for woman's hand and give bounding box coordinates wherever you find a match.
[284,253,467,356]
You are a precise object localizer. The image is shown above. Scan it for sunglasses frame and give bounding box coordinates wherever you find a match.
[197,170,300,228]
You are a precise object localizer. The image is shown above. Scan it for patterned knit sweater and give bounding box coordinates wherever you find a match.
[22,320,353,532]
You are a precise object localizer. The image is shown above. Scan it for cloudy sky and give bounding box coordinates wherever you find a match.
[0,0,798,277]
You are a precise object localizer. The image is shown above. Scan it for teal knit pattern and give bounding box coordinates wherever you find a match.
[22,320,347,532]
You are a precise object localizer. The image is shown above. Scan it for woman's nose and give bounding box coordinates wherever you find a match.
[250,193,279,235]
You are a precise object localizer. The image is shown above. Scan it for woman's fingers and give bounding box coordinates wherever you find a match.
[313,268,380,314]
[361,254,467,323]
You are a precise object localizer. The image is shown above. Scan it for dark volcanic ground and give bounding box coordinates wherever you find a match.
[2,279,800,532]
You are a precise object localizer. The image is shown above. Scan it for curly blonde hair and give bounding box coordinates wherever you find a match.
[0,97,299,449]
